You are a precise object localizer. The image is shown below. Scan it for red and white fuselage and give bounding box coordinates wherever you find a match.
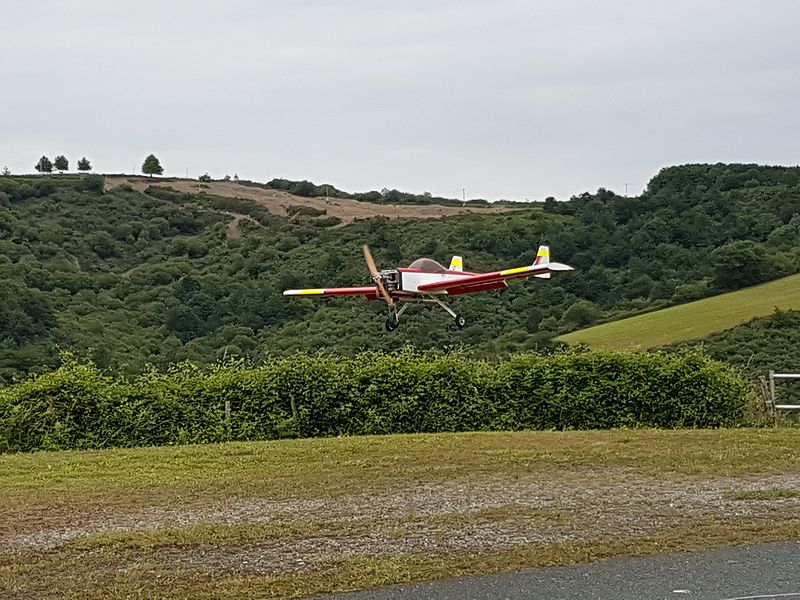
[283,245,573,300]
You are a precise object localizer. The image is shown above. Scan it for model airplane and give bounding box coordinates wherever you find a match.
[283,245,574,331]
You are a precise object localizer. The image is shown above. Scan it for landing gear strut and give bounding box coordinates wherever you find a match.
[382,298,467,331]
[428,296,466,330]
[384,304,408,332]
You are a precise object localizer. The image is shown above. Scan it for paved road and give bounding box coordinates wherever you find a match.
[323,540,800,600]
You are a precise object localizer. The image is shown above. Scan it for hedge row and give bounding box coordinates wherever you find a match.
[0,350,749,452]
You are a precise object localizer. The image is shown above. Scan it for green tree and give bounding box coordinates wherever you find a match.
[35,156,53,173]
[77,157,92,172]
[539,316,559,332]
[53,155,69,173]
[88,232,118,258]
[561,300,602,328]
[165,305,204,342]
[142,154,163,177]
[1,166,10,176]
[710,240,770,290]
[0,281,57,343]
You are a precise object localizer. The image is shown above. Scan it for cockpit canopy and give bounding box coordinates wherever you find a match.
[407,258,447,273]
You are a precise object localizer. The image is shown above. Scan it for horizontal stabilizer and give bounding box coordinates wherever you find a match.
[546,262,574,272]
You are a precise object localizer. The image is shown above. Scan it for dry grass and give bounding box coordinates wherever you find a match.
[3,430,800,599]
[728,488,800,501]
[104,176,519,227]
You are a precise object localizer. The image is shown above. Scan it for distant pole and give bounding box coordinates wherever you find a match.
[462,187,466,207]
[624,182,628,196]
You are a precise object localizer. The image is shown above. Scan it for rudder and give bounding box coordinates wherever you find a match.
[533,245,550,278]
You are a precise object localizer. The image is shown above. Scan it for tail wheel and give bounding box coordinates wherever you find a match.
[385,316,399,332]
[454,314,466,330]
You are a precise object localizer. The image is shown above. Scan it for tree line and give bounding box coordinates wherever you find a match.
[34,155,92,173]
[21,153,165,176]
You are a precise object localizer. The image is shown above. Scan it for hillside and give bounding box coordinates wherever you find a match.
[0,173,561,381]
[105,176,517,227]
[556,274,800,350]
[0,163,799,381]
[675,309,800,377]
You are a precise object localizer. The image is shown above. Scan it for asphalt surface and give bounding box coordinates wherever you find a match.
[322,540,800,600]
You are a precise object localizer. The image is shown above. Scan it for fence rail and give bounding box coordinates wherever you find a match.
[760,370,800,425]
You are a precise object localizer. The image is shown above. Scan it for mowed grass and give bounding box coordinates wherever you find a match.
[3,430,800,599]
[4,429,800,504]
[556,273,800,350]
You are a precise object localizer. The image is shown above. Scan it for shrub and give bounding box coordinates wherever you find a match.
[0,359,119,451]
[311,216,343,227]
[286,205,326,217]
[0,349,749,452]
[144,185,188,203]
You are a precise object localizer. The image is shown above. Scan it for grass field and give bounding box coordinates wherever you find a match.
[556,273,800,350]
[3,430,800,599]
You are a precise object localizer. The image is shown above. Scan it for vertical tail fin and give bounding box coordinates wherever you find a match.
[449,256,463,271]
[533,245,549,266]
[533,245,550,279]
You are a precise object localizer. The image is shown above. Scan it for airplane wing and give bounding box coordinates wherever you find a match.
[416,262,574,294]
[283,286,379,299]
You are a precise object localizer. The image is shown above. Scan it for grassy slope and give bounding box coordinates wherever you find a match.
[556,273,800,350]
[3,430,800,598]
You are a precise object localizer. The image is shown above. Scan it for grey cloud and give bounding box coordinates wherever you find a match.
[2,0,799,199]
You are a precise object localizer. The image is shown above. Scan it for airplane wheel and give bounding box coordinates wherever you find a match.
[454,314,466,330]
[385,317,399,332]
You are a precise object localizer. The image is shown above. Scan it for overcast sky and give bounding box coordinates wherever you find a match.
[2,1,799,200]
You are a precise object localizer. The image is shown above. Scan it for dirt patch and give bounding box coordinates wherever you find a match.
[216,211,259,240]
[226,216,243,239]
[104,176,520,226]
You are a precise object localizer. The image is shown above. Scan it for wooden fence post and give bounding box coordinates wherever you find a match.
[769,370,776,427]
[225,400,231,440]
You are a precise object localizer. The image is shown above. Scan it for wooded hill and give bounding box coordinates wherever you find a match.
[0,163,798,382]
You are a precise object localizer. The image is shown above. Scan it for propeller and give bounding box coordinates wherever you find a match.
[363,244,395,308]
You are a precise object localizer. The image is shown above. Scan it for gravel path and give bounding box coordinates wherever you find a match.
[4,469,800,578]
